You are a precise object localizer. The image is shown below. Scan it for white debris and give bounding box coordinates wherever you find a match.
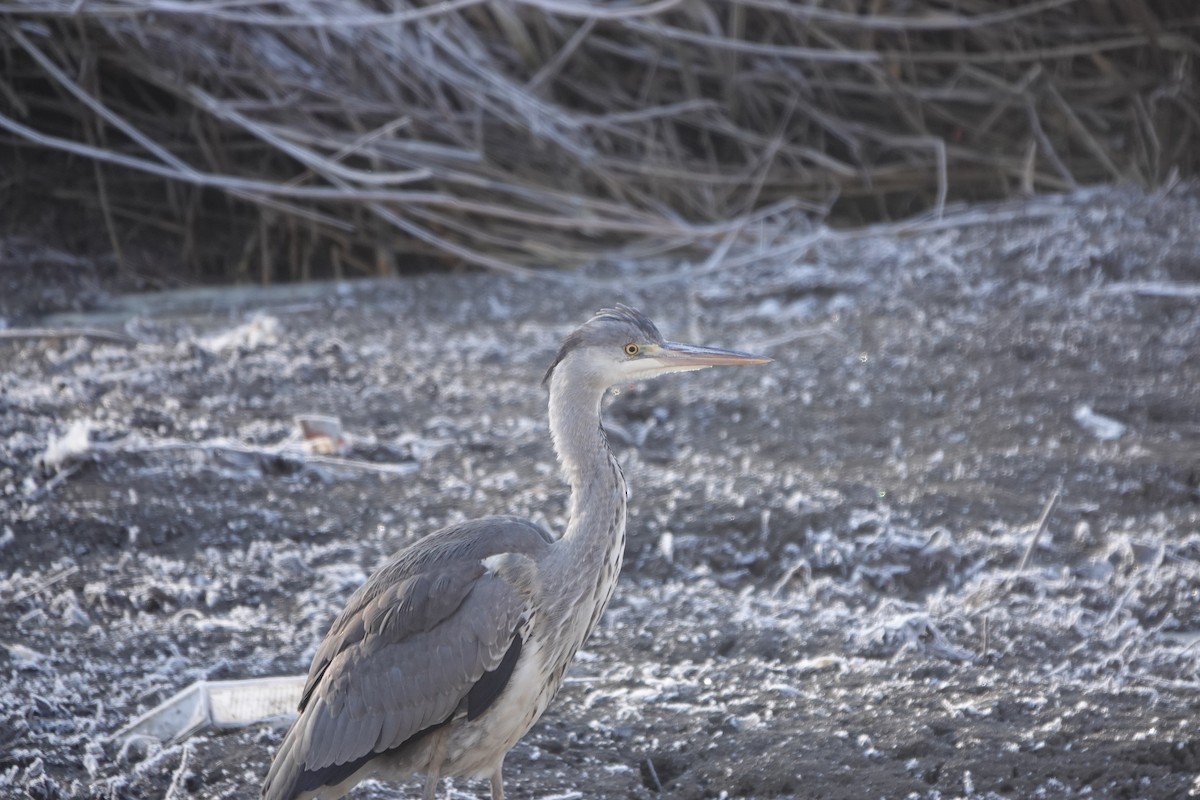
[3,642,50,671]
[1072,404,1126,440]
[295,415,347,455]
[658,531,675,564]
[199,314,280,353]
[113,676,306,743]
[39,419,92,470]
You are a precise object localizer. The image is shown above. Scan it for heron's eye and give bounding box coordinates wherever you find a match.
[624,343,640,357]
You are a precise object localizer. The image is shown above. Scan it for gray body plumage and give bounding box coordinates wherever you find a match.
[262,306,768,800]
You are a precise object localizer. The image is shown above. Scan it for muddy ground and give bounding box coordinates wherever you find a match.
[2,185,1199,800]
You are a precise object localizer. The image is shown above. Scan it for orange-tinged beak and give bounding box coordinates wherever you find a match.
[650,340,773,372]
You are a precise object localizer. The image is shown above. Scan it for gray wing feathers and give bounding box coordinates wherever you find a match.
[295,568,529,772]
[265,516,551,799]
[298,516,550,711]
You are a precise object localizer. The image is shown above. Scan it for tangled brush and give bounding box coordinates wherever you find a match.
[1,0,1196,279]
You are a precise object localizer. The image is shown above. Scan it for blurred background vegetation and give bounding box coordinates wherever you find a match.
[1,0,1196,283]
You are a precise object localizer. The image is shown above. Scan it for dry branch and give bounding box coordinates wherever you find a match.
[0,0,1195,279]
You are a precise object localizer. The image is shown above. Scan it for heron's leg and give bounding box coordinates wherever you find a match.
[421,727,448,800]
[489,759,505,800]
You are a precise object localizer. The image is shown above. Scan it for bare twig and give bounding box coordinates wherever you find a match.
[1094,282,1200,300]
[1015,485,1062,577]
[88,437,421,477]
[7,565,81,606]
[0,327,137,345]
[644,758,664,793]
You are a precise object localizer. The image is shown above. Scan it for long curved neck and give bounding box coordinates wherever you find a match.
[547,372,626,549]
[542,368,628,642]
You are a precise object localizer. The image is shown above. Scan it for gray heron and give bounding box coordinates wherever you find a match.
[262,305,770,800]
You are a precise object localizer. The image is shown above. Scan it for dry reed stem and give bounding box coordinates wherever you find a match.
[0,0,1195,278]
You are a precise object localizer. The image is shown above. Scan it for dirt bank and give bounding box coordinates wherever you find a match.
[2,185,1198,799]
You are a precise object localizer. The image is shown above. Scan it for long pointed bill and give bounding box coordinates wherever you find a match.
[653,340,773,372]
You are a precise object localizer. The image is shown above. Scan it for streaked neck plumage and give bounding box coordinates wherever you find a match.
[542,363,628,644]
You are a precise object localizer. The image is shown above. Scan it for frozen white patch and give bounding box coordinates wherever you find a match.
[199,314,280,353]
[657,532,674,564]
[3,643,49,671]
[39,419,92,470]
[1073,404,1126,440]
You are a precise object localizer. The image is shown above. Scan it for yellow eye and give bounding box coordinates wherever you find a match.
[624,343,639,357]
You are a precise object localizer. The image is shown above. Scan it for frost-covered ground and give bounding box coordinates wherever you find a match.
[2,185,1199,799]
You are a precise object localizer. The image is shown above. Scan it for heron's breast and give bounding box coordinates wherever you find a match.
[444,631,557,778]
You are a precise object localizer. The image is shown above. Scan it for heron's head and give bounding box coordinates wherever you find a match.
[543,304,771,389]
